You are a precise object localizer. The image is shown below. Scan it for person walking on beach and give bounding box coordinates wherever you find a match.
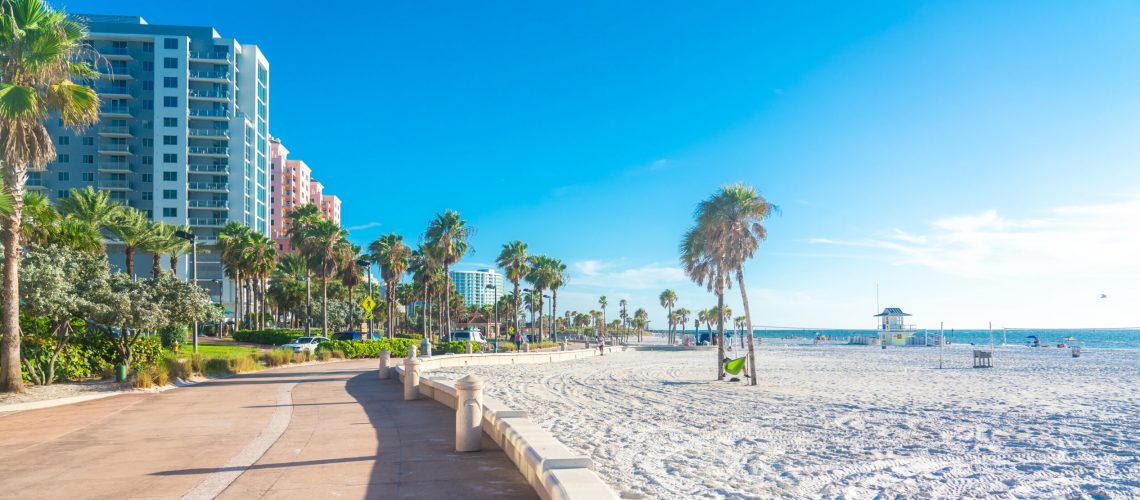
[511,327,522,351]
[596,333,606,356]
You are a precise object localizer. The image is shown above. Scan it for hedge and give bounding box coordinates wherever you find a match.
[234,329,305,346]
[432,340,477,355]
[316,338,419,358]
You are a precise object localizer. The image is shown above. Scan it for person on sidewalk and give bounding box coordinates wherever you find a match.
[596,334,606,356]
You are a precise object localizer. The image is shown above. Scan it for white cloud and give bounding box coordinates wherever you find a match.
[571,259,687,290]
[812,198,1140,278]
[345,221,382,231]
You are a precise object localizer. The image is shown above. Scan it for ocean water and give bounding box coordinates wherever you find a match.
[674,328,1140,350]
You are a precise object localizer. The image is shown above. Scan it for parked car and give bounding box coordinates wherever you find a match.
[331,331,371,341]
[450,330,486,344]
[282,337,328,352]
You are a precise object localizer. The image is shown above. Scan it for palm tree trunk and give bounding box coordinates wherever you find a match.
[443,265,452,341]
[125,245,135,279]
[551,290,558,343]
[261,277,268,330]
[513,281,521,339]
[716,293,726,380]
[422,288,429,338]
[152,253,161,278]
[0,181,25,393]
[169,254,177,273]
[737,271,757,385]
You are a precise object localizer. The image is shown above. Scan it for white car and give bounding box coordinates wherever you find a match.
[282,336,328,353]
[450,330,486,343]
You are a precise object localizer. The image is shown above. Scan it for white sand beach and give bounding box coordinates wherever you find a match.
[429,340,1140,499]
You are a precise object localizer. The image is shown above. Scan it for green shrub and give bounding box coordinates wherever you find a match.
[226,354,260,373]
[432,340,477,355]
[131,367,156,389]
[330,350,345,359]
[316,338,418,358]
[163,357,192,381]
[394,333,423,340]
[189,353,205,375]
[203,358,230,377]
[316,350,332,361]
[233,329,305,346]
[152,364,171,386]
[262,348,292,367]
[159,325,188,349]
[292,351,308,364]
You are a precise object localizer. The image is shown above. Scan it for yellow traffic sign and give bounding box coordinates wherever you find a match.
[361,295,376,311]
[364,311,374,320]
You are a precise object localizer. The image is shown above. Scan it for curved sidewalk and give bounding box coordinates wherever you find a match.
[0,359,534,499]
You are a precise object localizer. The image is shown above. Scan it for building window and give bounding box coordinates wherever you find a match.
[57,172,69,181]
[163,57,177,69]
[163,117,177,127]
[163,154,177,164]
[57,136,69,145]
[142,192,153,200]
[163,77,177,88]
[142,173,153,182]
[81,172,94,182]
[142,138,154,147]
[163,189,177,199]
[163,171,177,181]
[164,38,178,50]
[142,156,153,165]
[82,137,94,146]
[143,61,153,71]
[162,207,177,217]
[56,154,69,163]
[143,42,153,53]
[143,99,153,110]
[82,155,94,164]
[163,135,177,145]
[143,80,153,91]
[163,96,177,107]
[57,190,70,199]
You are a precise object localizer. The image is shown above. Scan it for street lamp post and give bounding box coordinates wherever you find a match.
[522,288,532,344]
[297,275,311,336]
[174,230,199,353]
[356,258,374,336]
[485,284,498,352]
[543,294,552,343]
[211,279,222,338]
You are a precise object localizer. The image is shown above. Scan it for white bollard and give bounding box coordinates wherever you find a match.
[465,342,473,354]
[455,374,484,452]
[409,344,418,358]
[560,341,566,351]
[378,349,390,379]
[403,355,421,401]
[523,342,530,352]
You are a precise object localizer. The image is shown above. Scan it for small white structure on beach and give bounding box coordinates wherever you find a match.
[851,307,919,345]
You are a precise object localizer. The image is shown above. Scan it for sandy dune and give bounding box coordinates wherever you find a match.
[429,340,1140,499]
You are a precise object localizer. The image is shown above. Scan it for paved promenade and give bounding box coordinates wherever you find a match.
[0,359,534,499]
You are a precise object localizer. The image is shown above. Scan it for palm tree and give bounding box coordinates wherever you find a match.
[370,233,411,339]
[341,245,366,330]
[218,222,250,328]
[618,299,628,341]
[695,183,777,385]
[634,308,649,342]
[659,289,678,344]
[299,219,350,336]
[675,307,691,344]
[424,210,472,341]
[681,212,733,380]
[139,221,176,278]
[496,240,529,340]
[57,186,118,235]
[107,208,155,279]
[0,0,100,392]
[271,253,307,326]
[598,296,608,339]
[525,255,559,341]
[247,232,278,330]
[547,258,567,342]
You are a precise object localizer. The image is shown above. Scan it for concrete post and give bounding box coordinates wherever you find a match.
[421,337,431,358]
[455,374,484,452]
[560,341,567,351]
[523,342,530,352]
[403,356,422,401]
[409,345,418,358]
[465,342,473,354]
[378,349,390,379]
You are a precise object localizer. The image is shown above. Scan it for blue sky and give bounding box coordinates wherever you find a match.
[66,1,1140,329]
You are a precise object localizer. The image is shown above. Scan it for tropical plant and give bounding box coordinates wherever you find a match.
[106,208,154,279]
[298,218,351,336]
[659,289,678,344]
[370,233,411,339]
[692,183,777,384]
[0,0,100,392]
[675,307,691,343]
[138,221,175,278]
[423,210,472,340]
[495,240,529,339]
[598,296,608,339]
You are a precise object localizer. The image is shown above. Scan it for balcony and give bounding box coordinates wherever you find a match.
[189,108,228,120]
[188,200,229,209]
[189,51,232,63]
[98,180,132,191]
[97,143,132,155]
[99,46,132,60]
[188,218,228,227]
[99,70,133,81]
[98,125,132,137]
[98,105,131,118]
[188,182,228,193]
[188,163,229,174]
[97,163,133,173]
[188,71,229,82]
[188,89,230,101]
[95,85,132,98]
[188,128,228,139]
[27,178,47,189]
[187,146,229,157]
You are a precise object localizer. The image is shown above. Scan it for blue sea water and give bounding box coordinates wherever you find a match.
[676,329,1140,349]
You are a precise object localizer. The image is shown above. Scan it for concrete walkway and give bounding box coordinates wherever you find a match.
[0,360,534,499]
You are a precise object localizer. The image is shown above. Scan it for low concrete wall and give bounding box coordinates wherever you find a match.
[393,348,619,500]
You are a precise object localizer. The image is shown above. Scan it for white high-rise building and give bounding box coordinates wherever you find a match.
[37,14,270,307]
[449,269,506,307]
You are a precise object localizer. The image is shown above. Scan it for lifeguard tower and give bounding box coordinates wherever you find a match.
[874,307,915,346]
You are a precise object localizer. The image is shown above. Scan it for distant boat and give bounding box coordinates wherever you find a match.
[1100,294,1108,299]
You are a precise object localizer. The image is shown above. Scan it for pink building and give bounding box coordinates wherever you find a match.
[269,137,340,253]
